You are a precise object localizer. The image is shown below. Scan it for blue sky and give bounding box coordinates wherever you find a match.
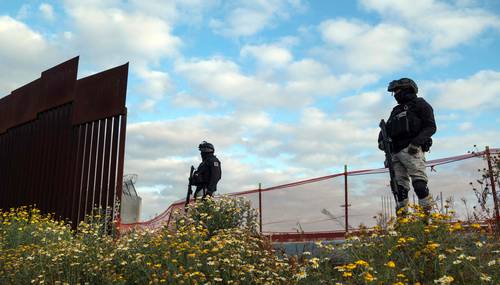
[1,0,499,220]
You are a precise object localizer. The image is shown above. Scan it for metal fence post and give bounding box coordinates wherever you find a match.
[485,146,500,227]
[344,165,348,234]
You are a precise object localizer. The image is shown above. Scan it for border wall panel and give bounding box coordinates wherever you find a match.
[0,57,128,229]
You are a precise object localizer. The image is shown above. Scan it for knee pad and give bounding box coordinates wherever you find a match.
[397,185,409,202]
[412,180,429,199]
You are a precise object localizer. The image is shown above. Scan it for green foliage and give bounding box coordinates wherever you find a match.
[0,196,305,284]
[2,197,499,284]
[182,196,259,236]
[305,206,500,284]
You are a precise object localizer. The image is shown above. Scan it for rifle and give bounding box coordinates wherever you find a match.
[379,119,399,205]
[185,166,195,212]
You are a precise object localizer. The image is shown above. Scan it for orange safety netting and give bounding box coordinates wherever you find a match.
[119,148,499,235]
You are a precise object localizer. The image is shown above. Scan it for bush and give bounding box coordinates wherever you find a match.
[305,205,500,284]
[181,195,259,235]
[0,197,307,284]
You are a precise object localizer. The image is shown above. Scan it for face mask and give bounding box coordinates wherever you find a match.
[394,89,414,104]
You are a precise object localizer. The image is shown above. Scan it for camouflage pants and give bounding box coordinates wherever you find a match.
[392,145,428,190]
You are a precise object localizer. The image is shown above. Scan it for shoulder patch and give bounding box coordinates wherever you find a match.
[213,161,219,167]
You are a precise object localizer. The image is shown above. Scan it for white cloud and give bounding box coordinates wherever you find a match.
[240,44,293,68]
[62,0,184,111]
[338,90,392,125]
[320,18,368,44]
[174,57,378,109]
[64,0,182,67]
[0,16,48,67]
[170,91,219,109]
[427,70,500,110]
[130,0,218,25]
[174,57,289,107]
[285,59,379,96]
[209,0,306,37]
[39,3,55,21]
[432,131,500,157]
[0,16,62,95]
[288,107,379,167]
[458,122,473,131]
[125,115,240,161]
[360,0,500,51]
[135,67,174,100]
[319,19,412,72]
[138,99,157,112]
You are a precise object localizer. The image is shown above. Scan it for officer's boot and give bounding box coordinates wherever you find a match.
[201,188,209,200]
[396,185,409,217]
[396,199,409,217]
[418,195,435,215]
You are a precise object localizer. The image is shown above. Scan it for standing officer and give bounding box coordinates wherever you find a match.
[191,141,222,199]
[378,78,437,214]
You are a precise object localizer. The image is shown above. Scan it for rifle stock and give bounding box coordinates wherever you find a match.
[185,165,195,211]
[379,119,399,205]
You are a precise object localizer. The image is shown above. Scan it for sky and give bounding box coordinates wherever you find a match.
[1,0,499,223]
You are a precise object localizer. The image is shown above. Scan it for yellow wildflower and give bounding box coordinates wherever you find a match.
[399,218,410,224]
[450,223,462,231]
[386,261,396,268]
[346,263,356,270]
[480,274,491,281]
[471,223,481,229]
[434,275,454,284]
[364,272,375,282]
[426,243,440,251]
[309,257,320,269]
[355,260,369,267]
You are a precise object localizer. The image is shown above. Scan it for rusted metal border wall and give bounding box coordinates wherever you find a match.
[0,57,128,228]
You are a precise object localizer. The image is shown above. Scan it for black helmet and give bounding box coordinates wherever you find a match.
[388,78,418,94]
[198,141,214,153]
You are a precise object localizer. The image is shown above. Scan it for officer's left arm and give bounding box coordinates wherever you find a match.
[207,160,221,193]
[411,100,437,146]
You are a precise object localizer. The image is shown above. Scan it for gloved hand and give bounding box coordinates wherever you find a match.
[408,144,420,155]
